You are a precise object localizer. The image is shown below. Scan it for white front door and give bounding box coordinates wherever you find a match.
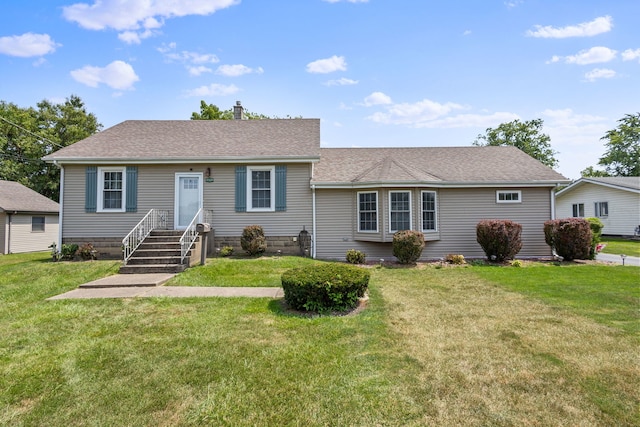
[174,173,203,229]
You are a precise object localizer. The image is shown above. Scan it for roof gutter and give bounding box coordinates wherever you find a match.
[310,180,572,189]
[43,156,321,165]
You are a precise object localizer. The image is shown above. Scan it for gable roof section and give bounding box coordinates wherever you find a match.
[312,146,568,187]
[556,176,640,197]
[43,119,321,164]
[0,181,59,213]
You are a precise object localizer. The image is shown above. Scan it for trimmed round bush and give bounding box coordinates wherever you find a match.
[241,225,267,255]
[392,230,425,264]
[476,219,523,262]
[281,263,369,313]
[346,249,366,264]
[544,218,592,261]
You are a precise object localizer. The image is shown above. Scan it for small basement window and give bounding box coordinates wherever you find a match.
[496,190,522,203]
[32,216,45,232]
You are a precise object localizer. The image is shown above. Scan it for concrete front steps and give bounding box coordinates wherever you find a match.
[119,230,194,274]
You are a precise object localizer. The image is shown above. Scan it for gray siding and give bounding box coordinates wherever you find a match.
[556,183,640,235]
[62,163,313,243]
[3,213,58,254]
[315,187,554,261]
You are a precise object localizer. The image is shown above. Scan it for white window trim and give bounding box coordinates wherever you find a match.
[389,190,412,233]
[247,166,275,212]
[357,191,379,233]
[421,191,438,232]
[97,166,126,213]
[496,190,522,204]
[572,203,585,218]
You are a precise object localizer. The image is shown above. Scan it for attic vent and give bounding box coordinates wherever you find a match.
[233,101,244,120]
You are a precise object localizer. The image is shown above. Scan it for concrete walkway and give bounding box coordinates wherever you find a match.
[596,253,640,266]
[48,273,284,300]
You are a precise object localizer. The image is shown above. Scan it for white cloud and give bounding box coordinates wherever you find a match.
[462,30,472,36]
[540,109,610,179]
[527,15,612,38]
[184,83,239,97]
[363,92,392,106]
[188,66,213,76]
[622,48,640,62]
[215,64,264,77]
[418,112,520,129]
[583,68,616,82]
[70,60,140,90]
[118,29,157,44]
[0,33,60,57]
[504,0,523,9]
[62,0,239,42]
[325,77,358,86]
[306,55,347,74]
[549,46,617,65]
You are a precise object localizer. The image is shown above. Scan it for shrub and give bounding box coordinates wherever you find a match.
[60,243,79,261]
[219,246,234,257]
[511,259,523,268]
[445,254,466,265]
[544,218,592,261]
[241,225,267,255]
[346,249,366,264]
[77,243,97,261]
[392,230,425,264]
[476,219,522,262]
[586,217,604,260]
[281,263,369,313]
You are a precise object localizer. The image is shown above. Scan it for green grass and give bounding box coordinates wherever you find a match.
[1,254,638,426]
[600,237,640,257]
[167,256,325,287]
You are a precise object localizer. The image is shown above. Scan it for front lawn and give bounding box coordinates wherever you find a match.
[1,254,638,426]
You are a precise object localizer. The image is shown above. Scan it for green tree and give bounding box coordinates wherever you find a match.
[580,166,610,177]
[473,118,558,168]
[597,113,640,176]
[190,100,295,120]
[0,95,101,201]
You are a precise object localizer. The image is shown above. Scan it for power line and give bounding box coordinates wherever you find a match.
[0,115,66,150]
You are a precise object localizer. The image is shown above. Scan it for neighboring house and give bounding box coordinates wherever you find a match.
[43,103,570,261]
[555,177,640,236]
[0,181,60,254]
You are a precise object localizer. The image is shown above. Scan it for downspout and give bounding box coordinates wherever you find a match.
[550,184,558,220]
[7,212,13,254]
[55,161,64,250]
[312,184,317,258]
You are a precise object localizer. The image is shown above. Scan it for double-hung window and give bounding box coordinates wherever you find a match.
[98,167,126,212]
[358,191,378,232]
[421,191,437,231]
[595,201,608,218]
[572,203,584,217]
[248,166,275,211]
[31,216,45,232]
[389,191,411,232]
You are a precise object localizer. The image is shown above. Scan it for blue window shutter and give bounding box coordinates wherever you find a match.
[275,165,287,211]
[235,166,247,212]
[126,166,138,212]
[85,166,97,213]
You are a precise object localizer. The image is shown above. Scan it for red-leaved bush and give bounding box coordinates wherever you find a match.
[543,218,592,261]
[476,219,523,262]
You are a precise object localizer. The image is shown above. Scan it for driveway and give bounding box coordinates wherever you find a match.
[596,253,640,266]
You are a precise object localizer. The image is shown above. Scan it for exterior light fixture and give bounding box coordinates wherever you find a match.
[620,254,627,266]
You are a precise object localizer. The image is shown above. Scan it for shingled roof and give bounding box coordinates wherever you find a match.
[0,181,59,213]
[312,146,568,186]
[43,119,321,163]
[556,176,640,196]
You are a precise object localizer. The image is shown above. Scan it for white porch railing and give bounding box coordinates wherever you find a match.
[122,209,168,264]
[179,208,203,263]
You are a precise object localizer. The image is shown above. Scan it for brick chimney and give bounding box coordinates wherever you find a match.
[233,101,244,120]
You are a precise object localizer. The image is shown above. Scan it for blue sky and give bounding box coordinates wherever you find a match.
[1,0,638,179]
